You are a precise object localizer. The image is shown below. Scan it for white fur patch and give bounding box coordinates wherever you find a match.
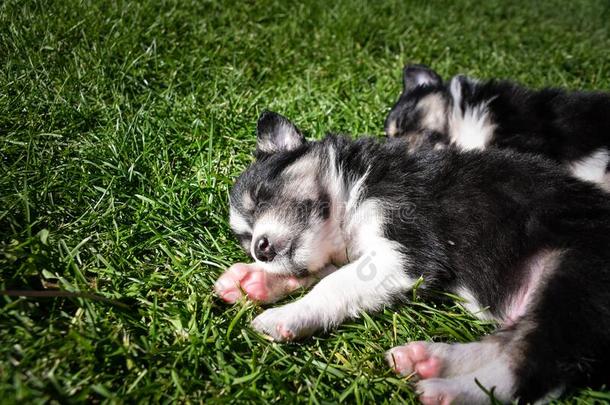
[229,206,251,235]
[534,386,565,405]
[448,76,496,151]
[308,235,412,324]
[343,168,371,225]
[568,148,609,187]
[454,287,494,321]
[325,146,347,206]
[293,214,346,275]
[283,155,320,198]
[386,119,398,137]
[241,192,255,211]
[284,153,319,179]
[418,93,447,133]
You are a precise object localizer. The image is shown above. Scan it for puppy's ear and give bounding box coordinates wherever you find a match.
[256,111,305,155]
[403,64,442,92]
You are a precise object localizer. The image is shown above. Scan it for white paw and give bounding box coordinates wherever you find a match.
[251,303,319,342]
[416,378,459,405]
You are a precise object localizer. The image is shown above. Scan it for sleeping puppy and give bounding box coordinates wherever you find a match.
[216,111,610,404]
[384,64,610,190]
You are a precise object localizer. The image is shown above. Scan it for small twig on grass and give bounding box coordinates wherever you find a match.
[0,290,132,310]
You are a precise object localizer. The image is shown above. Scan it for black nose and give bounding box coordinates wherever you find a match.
[254,236,276,262]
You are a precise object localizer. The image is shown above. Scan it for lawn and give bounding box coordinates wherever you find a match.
[1,0,610,403]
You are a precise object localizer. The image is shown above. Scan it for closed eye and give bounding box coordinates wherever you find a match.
[253,183,273,205]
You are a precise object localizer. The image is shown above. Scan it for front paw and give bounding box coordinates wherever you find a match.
[214,263,254,303]
[215,263,306,304]
[252,304,319,342]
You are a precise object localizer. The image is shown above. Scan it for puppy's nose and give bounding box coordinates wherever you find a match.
[254,236,276,262]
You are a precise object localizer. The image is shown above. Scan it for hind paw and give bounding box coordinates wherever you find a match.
[386,342,442,380]
[416,379,458,405]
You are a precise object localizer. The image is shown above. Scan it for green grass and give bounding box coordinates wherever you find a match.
[1,0,610,403]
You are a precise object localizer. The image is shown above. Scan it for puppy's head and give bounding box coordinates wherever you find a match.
[385,64,450,151]
[229,112,341,276]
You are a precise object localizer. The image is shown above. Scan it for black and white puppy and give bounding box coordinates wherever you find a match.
[216,111,610,404]
[384,64,610,190]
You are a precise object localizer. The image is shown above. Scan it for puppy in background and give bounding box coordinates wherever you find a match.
[216,111,610,404]
[384,64,610,190]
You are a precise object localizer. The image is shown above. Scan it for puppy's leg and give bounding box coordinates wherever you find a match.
[252,239,413,341]
[409,317,575,405]
[215,263,336,304]
[390,246,610,404]
[512,246,610,402]
[388,324,526,404]
[386,338,505,380]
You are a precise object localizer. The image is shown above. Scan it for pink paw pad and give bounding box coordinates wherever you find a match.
[415,356,442,379]
[241,270,269,302]
[214,263,249,303]
[214,263,270,303]
[276,324,294,340]
[387,342,442,379]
